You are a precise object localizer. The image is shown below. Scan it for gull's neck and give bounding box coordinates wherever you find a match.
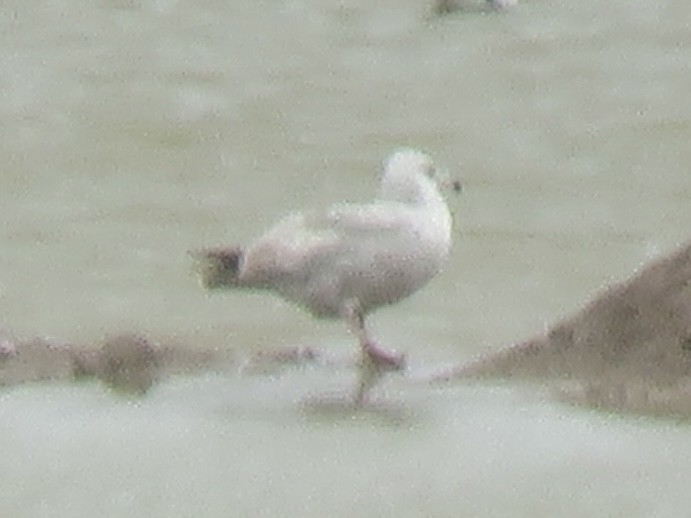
[378,171,452,256]
[379,173,445,208]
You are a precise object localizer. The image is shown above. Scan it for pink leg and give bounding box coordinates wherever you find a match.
[344,301,406,404]
[362,340,405,371]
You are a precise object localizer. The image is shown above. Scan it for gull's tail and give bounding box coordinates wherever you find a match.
[191,246,244,290]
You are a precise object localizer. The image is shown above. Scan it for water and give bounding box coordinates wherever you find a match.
[1,0,691,515]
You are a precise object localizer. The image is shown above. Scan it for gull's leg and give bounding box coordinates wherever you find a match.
[343,301,406,405]
[343,300,376,404]
[343,299,369,347]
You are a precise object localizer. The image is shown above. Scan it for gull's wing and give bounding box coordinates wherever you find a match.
[321,201,412,234]
[240,201,412,286]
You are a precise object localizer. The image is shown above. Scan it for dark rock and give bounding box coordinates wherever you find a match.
[95,334,160,395]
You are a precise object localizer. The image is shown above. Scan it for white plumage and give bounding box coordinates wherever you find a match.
[196,149,457,403]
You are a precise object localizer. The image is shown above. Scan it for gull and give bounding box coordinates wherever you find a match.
[194,149,459,404]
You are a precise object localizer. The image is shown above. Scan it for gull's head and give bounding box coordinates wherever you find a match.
[384,149,435,180]
[379,148,461,203]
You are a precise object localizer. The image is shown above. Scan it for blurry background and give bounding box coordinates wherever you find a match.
[1,0,691,516]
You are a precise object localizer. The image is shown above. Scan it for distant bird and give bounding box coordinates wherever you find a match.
[194,149,459,403]
[434,0,517,15]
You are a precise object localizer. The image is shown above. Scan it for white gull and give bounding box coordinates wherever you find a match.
[195,149,458,403]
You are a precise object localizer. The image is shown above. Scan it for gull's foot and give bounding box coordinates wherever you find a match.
[362,342,406,372]
[354,342,406,405]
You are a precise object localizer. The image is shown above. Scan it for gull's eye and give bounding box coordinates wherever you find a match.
[425,164,436,178]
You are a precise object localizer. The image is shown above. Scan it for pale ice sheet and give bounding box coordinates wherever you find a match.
[1,374,690,517]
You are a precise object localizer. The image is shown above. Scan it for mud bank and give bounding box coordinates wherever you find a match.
[0,331,329,395]
[0,333,234,394]
[442,240,691,417]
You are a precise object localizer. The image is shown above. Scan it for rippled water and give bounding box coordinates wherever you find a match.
[2,0,691,515]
